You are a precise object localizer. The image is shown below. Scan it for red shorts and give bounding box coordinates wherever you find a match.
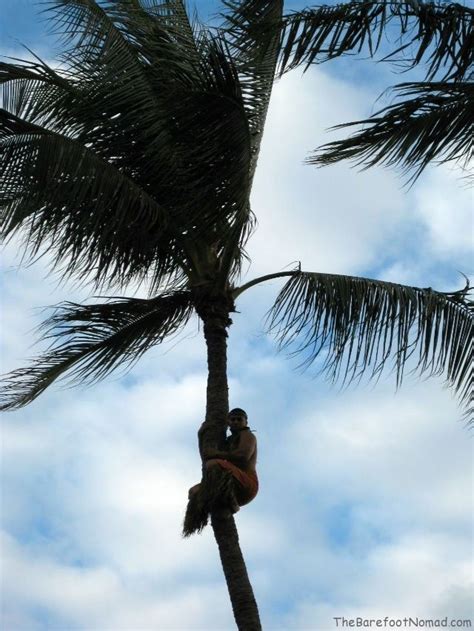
[214,459,259,506]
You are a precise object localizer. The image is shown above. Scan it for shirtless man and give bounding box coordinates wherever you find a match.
[189,408,258,511]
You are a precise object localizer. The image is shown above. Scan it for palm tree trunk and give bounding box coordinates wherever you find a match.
[211,510,261,631]
[201,311,262,631]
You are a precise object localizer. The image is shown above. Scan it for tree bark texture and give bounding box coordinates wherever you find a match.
[203,317,230,431]
[211,511,262,631]
[201,303,262,631]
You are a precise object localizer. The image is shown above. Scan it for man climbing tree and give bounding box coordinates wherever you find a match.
[184,408,258,535]
[1,1,472,629]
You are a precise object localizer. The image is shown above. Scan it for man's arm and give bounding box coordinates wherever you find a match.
[205,432,256,465]
[198,421,212,461]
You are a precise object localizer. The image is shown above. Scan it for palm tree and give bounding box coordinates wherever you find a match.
[1,1,472,629]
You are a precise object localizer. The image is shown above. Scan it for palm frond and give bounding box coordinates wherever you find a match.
[41,1,202,183]
[1,5,255,288]
[221,0,284,182]
[0,57,78,127]
[0,291,194,411]
[138,0,201,61]
[0,109,178,287]
[310,81,474,181]
[44,0,168,118]
[266,271,473,420]
[213,1,283,282]
[40,1,202,193]
[279,1,474,80]
[171,33,252,223]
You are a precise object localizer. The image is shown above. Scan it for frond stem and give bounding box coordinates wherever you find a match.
[233,269,472,304]
[233,270,297,298]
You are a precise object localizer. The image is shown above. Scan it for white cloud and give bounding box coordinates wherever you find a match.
[2,531,234,630]
[246,68,412,280]
[286,382,472,526]
[413,166,473,261]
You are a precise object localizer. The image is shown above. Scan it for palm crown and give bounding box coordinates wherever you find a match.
[1,0,472,419]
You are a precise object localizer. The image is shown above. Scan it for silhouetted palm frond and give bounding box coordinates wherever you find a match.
[214,1,284,284]
[310,81,474,181]
[222,0,284,180]
[2,1,472,425]
[0,291,194,411]
[266,271,473,420]
[0,1,254,288]
[279,0,474,80]
[0,108,174,286]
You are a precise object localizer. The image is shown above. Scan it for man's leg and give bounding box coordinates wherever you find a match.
[204,460,240,513]
[187,459,223,501]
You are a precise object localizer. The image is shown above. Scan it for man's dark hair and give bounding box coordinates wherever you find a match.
[228,408,247,419]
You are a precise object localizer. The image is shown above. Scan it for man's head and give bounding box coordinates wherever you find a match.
[227,408,248,432]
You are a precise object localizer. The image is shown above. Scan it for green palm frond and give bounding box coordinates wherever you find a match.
[138,0,200,59]
[171,33,252,223]
[266,271,473,420]
[216,1,283,283]
[44,0,250,203]
[0,57,78,128]
[41,1,206,188]
[310,81,474,181]
[222,0,284,181]
[0,109,175,287]
[0,291,194,411]
[279,1,474,80]
[44,0,170,125]
[1,2,255,288]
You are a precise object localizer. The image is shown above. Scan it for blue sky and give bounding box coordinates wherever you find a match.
[1,1,473,630]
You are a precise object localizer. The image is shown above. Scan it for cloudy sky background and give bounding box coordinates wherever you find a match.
[1,1,473,629]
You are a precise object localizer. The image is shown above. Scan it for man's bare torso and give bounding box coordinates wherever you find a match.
[224,429,257,474]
